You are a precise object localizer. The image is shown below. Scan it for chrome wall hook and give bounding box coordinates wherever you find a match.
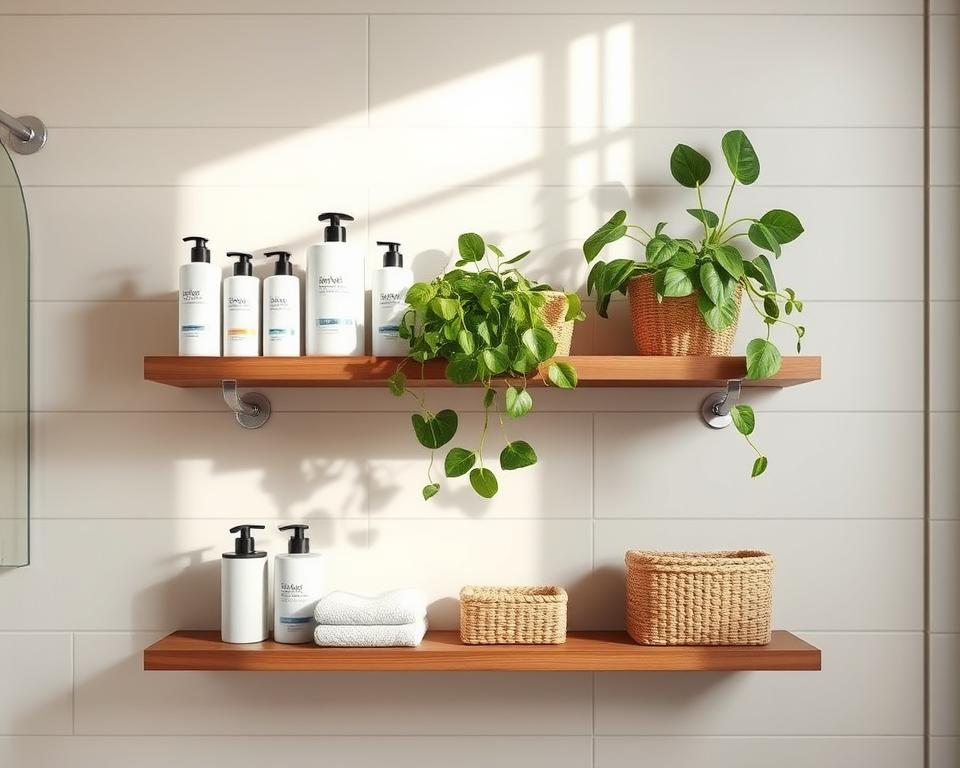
[222,380,271,429]
[701,379,742,429]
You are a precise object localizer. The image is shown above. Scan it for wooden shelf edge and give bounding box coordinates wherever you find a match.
[144,355,822,389]
[143,630,821,672]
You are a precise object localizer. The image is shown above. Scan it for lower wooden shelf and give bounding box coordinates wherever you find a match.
[143,630,821,672]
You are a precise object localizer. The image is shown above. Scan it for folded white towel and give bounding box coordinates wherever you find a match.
[314,589,427,626]
[313,618,428,647]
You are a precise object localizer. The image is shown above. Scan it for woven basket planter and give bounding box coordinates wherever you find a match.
[625,550,773,646]
[459,586,568,644]
[538,291,574,356]
[626,273,742,356]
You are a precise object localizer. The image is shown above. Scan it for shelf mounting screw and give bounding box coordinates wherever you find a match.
[701,379,742,429]
[222,379,271,429]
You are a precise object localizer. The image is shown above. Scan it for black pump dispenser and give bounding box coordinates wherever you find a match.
[225,524,266,558]
[227,252,254,276]
[377,240,403,268]
[183,235,211,263]
[265,250,293,276]
[317,212,354,243]
[279,524,310,554]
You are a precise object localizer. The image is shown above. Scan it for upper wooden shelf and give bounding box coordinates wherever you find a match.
[144,355,821,389]
[144,630,821,672]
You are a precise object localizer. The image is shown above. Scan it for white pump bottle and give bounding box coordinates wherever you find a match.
[262,250,301,357]
[274,524,324,644]
[305,212,364,355]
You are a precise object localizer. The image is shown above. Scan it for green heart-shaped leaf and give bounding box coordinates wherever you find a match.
[564,293,582,322]
[387,370,406,397]
[430,297,459,321]
[481,346,510,375]
[686,208,719,228]
[744,254,777,292]
[458,232,486,262]
[670,143,711,188]
[444,447,476,478]
[405,283,436,310]
[521,327,557,362]
[751,456,769,478]
[500,440,538,471]
[583,210,627,262]
[713,244,744,279]
[697,293,739,331]
[730,404,755,436]
[469,467,499,498]
[411,409,458,449]
[747,221,782,257]
[422,483,440,500]
[646,235,680,267]
[721,129,760,184]
[505,386,533,417]
[548,361,578,389]
[699,261,724,305]
[757,209,804,245]
[746,338,782,380]
[457,329,475,355]
[655,266,694,298]
[445,355,479,384]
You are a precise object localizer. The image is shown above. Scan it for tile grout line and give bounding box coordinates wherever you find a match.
[70,631,76,735]
[922,1,932,766]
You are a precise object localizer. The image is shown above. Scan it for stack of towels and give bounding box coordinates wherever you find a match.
[313,589,428,647]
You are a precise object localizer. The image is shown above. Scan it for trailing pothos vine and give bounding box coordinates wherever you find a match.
[583,130,806,477]
[387,233,584,500]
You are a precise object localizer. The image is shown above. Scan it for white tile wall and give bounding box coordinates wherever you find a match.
[595,736,923,768]
[0,735,593,768]
[0,3,931,767]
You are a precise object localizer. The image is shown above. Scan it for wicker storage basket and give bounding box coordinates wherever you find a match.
[538,291,574,356]
[627,273,742,356]
[625,550,773,646]
[459,586,568,644]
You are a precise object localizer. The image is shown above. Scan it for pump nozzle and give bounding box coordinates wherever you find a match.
[279,524,310,554]
[229,524,265,556]
[376,240,403,268]
[226,251,254,277]
[264,250,294,276]
[182,235,211,264]
[317,212,355,243]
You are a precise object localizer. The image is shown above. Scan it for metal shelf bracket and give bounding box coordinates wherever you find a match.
[222,379,271,429]
[700,379,742,429]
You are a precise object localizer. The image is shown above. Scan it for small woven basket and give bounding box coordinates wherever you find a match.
[627,274,742,356]
[625,550,773,646]
[538,291,574,356]
[459,586,568,644]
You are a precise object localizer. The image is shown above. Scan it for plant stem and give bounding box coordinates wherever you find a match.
[721,232,749,244]
[718,178,738,234]
[695,183,710,241]
[627,224,653,239]
[717,217,752,240]
[624,234,648,247]
[478,390,491,468]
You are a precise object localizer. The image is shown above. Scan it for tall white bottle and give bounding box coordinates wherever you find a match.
[262,250,301,357]
[371,240,414,357]
[178,236,221,356]
[221,525,268,644]
[223,252,260,357]
[274,524,324,644]
[306,212,364,356]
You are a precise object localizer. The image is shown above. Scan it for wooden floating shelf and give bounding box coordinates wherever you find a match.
[144,355,821,389]
[144,630,821,672]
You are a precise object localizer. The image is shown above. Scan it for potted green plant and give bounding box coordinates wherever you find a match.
[388,233,585,499]
[582,130,806,477]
